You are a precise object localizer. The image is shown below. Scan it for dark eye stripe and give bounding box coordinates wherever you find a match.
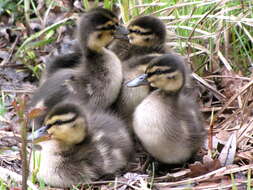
[48,114,78,127]
[147,69,174,77]
[129,29,153,35]
[97,25,116,31]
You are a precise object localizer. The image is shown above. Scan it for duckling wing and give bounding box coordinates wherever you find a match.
[46,52,82,77]
[29,69,76,129]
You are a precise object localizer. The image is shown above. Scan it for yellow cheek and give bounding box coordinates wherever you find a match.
[87,31,113,50]
[128,34,139,44]
[150,83,156,88]
[48,123,86,144]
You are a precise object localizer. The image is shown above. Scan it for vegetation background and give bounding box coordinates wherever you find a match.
[0,0,252,189]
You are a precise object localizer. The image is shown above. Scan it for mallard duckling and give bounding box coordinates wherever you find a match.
[127,54,206,164]
[41,7,128,81]
[112,16,170,120]
[114,54,161,120]
[29,8,128,129]
[28,102,133,188]
[109,16,169,61]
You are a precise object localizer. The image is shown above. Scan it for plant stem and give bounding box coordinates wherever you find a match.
[21,120,28,190]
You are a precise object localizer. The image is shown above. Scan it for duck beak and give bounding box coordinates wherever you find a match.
[28,125,51,143]
[126,74,148,87]
[114,25,129,40]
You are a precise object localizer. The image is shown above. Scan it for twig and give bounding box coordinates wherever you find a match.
[0,63,25,68]
[217,50,232,71]
[0,166,38,190]
[0,35,20,66]
[204,75,251,81]
[192,73,227,100]
[81,180,139,189]
[155,180,248,190]
[200,106,237,112]
[155,164,253,188]
[1,89,34,94]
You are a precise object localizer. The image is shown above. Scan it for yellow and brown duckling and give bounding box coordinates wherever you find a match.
[112,16,171,120]
[28,102,133,188]
[42,7,128,80]
[127,54,206,164]
[109,15,169,61]
[29,8,127,129]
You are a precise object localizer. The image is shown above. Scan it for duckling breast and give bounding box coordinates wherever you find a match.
[133,92,195,163]
[101,48,123,106]
[116,69,150,118]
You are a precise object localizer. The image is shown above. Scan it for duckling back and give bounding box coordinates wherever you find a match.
[40,50,82,84]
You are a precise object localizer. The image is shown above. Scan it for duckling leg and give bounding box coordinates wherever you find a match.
[141,155,152,172]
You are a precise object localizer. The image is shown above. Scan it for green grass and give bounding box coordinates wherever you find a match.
[247,169,251,190]
[0,99,6,117]
[0,179,7,190]
[8,0,252,78]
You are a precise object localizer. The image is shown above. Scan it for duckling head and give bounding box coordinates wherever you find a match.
[127,54,186,93]
[28,103,88,145]
[127,16,166,47]
[78,8,128,52]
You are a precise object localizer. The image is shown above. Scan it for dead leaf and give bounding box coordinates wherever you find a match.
[220,68,246,99]
[216,130,231,144]
[10,188,21,190]
[218,132,237,166]
[189,159,221,177]
[28,107,46,119]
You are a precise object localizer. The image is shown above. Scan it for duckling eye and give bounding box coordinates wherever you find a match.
[129,29,153,35]
[129,29,141,34]
[155,70,163,74]
[53,120,64,126]
[98,25,116,31]
[167,75,176,80]
[97,33,103,39]
[145,38,150,42]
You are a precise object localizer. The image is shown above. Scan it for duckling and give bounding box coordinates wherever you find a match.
[111,16,171,120]
[29,8,128,129]
[126,54,206,164]
[28,102,133,188]
[113,53,162,120]
[41,7,128,81]
[109,15,169,61]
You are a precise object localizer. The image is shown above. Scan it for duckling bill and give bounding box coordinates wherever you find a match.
[28,102,133,188]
